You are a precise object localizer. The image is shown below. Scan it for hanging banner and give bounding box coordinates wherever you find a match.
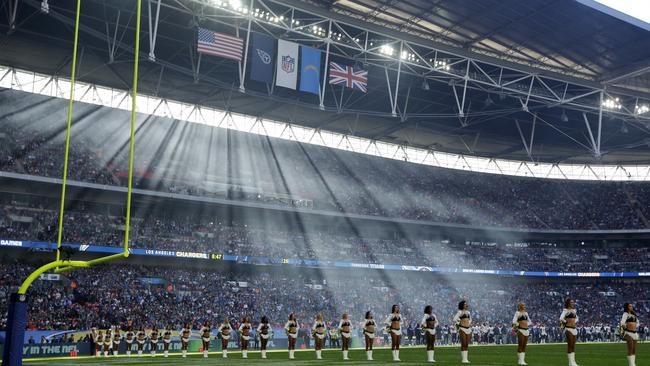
[275,40,299,90]
[299,46,321,94]
[249,33,276,84]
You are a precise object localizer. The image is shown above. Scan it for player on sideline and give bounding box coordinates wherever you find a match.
[454,300,472,364]
[338,313,353,360]
[620,303,639,366]
[312,313,327,360]
[512,302,530,365]
[421,305,438,363]
[239,316,252,359]
[385,304,404,362]
[363,311,376,361]
[560,298,579,366]
[285,313,299,359]
[181,323,192,358]
[111,326,121,356]
[136,326,146,356]
[149,326,159,357]
[201,322,212,358]
[163,325,172,358]
[257,316,271,359]
[124,326,135,357]
[218,317,233,358]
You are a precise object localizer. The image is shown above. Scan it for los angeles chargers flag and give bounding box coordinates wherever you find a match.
[299,46,321,95]
[329,62,368,93]
[276,39,299,90]
[250,33,275,84]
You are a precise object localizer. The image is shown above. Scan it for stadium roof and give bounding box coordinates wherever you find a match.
[1,0,650,166]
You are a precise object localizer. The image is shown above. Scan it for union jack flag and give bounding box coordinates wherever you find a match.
[328,62,367,93]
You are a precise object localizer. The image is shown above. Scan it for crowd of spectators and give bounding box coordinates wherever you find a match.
[1,262,648,345]
[2,202,650,272]
[1,117,650,231]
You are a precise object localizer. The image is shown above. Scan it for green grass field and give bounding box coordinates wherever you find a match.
[19,343,649,365]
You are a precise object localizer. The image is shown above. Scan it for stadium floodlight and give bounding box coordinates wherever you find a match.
[635,104,649,115]
[380,45,394,56]
[602,97,622,110]
[229,0,242,10]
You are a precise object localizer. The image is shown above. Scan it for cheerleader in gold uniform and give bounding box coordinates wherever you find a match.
[285,313,299,359]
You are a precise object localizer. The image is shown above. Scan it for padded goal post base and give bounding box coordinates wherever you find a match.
[2,293,28,366]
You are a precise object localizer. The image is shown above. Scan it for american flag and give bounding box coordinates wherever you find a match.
[328,62,367,92]
[197,28,243,62]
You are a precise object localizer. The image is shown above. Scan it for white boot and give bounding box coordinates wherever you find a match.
[261,350,267,359]
[289,350,295,359]
[138,350,142,357]
[343,350,349,360]
[164,350,168,358]
[95,351,100,357]
[223,349,228,358]
[316,350,322,359]
[203,350,209,358]
[113,351,117,356]
[462,350,470,363]
[428,350,435,362]
[627,355,636,366]
[182,350,187,358]
[568,352,579,366]
[518,352,528,365]
[367,350,373,361]
[151,350,156,357]
[392,350,397,361]
[126,350,131,357]
[243,350,248,358]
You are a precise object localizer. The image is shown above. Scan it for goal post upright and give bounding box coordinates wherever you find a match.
[3,0,142,364]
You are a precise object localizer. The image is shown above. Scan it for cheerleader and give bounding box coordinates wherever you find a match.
[453,300,471,364]
[136,326,146,356]
[181,323,192,358]
[103,329,112,357]
[512,302,530,365]
[124,326,135,357]
[560,298,579,366]
[312,313,327,360]
[91,328,101,357]
[421,305,438,363]
[200,322,211,358]
[95,330,104,357]
[111,327,121,356]
[149,326,159,357]
[285,313,299,359]
[384,304,403,362]
[338,313,353,360]
[620,303,639,366]
[162,325,172,358]
[239,316,252,359]
[258,316,271,359]
[363,311,376,361]
[218,318,232,358]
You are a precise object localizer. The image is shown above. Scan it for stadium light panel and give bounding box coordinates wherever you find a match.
[602,97,622,110]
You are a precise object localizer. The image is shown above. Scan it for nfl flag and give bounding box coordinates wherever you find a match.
[299,46,321,95]
[276,39,299,90]
[250,33,276,84]
[197,28,243,62]
[329,62,368,93]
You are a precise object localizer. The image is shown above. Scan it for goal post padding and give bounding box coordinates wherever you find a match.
[2,293,28,366]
